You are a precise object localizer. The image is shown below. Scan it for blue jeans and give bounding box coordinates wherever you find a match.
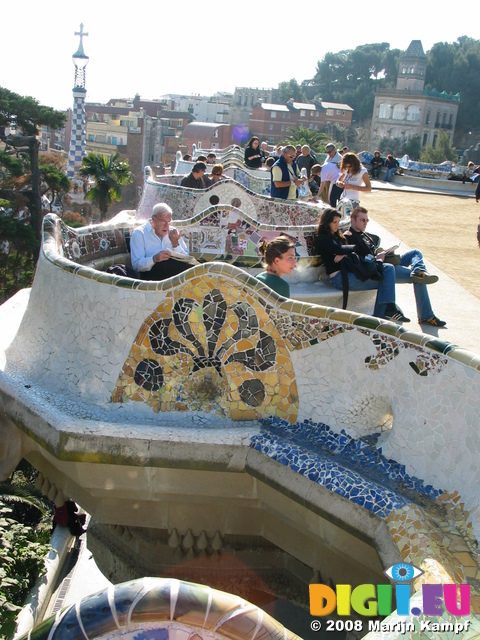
[330,261,396,318]
[384,167,397,182]
[394,249,434,320]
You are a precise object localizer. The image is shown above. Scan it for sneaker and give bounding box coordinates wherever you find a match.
[419,316,447,327]
[384,304,410,323]
[410,271,439,285]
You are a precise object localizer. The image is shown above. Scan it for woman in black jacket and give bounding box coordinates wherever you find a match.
[315,208,407,321]
[244,137,263,169]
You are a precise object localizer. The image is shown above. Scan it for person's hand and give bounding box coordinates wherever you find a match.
[334,254,346,263]
[153,250,171,263]
[169,229,182,247]
[336,180,345,189]
[376,251,386,262]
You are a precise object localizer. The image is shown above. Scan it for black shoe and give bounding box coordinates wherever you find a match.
[419,316,447,327]
[384,304,410,323]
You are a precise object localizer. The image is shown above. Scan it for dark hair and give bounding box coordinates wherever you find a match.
[196,155,207,162]
[316,208,344,240]
[247,136,260,148]
[374,150,380,156]
[265,157,275,168]
[258,235,295,266]
[192,161,207,172]
[183,153,192,161]
[340,152,361,174]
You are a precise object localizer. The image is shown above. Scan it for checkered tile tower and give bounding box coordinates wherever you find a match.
[67,24,89,179]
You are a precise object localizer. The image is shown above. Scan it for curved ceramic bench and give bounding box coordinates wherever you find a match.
[56,209,376,311]
[3,212,480,635]
[136,166,331,229]
[15,577,301,640]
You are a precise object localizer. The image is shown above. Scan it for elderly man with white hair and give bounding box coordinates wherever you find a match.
[130,203,190,280]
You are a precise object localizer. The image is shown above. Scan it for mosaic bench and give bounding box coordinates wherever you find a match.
[136,166,331,228]
[58,209,376,311]
[173,157,272,196]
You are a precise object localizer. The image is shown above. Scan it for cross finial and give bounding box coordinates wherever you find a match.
[73,23,89,58]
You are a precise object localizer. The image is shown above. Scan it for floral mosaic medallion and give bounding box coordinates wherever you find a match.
[112,278,298,421]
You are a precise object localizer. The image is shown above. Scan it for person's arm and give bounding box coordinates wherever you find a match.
[130,230,155,272]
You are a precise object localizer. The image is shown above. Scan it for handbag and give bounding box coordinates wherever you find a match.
[340,253,383,309]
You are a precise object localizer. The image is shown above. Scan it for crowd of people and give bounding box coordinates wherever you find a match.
[149,140,460,327]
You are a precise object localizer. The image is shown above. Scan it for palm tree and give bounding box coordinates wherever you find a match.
[79,152,132,221]
[282,127,329,156]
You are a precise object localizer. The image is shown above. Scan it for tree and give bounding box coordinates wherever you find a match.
[79,152,132,221]
[277,79,306,103]
[282,127,328,155]
[404,136,422,161]
[420,130,458,164]
[0,87,66,242]
[39,158,71,212]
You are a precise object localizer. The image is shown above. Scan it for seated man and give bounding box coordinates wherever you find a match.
[180,161,207,189]
[130,203,191,281]
[344,207,446,327]
[370,150,384,179]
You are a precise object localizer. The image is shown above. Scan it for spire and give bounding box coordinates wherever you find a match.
[72,23,89,89]
[67,25,89,178]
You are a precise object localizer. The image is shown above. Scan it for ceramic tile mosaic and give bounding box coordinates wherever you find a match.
[136,166,327,226]
[3,210,480,638]
[15,577,301,640]
[112,280,299,423]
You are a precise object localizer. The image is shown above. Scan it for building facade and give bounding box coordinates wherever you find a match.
[249,99,353,145]
[370,40,460,150]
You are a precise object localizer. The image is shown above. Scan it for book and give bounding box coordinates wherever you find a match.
[168,249,199,265]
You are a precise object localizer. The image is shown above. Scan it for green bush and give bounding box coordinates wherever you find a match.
[0,506,51,639]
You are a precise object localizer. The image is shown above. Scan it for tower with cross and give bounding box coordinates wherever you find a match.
[67,24,89,179]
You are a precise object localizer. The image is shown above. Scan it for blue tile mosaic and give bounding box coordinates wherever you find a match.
[250,417,444,518]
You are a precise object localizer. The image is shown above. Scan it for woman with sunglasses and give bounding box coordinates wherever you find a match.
[336,151,371,208]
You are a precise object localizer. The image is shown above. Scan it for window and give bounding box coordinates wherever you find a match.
[326,109,334,116]
[300,110,306,117]
[423,133,428,146]
[378,103,391,119]
[270,112,276,118]
[281,125,285,131]
[336,110,341,114]
[392,104,405,120]
[406,106,419,122]
[269,124,273,130]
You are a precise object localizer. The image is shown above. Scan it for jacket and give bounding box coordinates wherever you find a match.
[271,154,299,199]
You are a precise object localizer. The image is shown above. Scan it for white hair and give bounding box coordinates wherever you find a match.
[152,203,173,219]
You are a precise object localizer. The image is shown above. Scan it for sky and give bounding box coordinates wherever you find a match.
[1,1,476,113]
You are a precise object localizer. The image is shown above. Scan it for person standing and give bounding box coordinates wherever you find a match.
[336,152,371,207]
[270,145,306,200]
[296,145,317,178]
[244,137,263,169]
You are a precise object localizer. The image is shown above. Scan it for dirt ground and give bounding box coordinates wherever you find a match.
[360,189,480,300]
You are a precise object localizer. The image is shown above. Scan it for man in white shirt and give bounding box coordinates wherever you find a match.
[130,203,190,280]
